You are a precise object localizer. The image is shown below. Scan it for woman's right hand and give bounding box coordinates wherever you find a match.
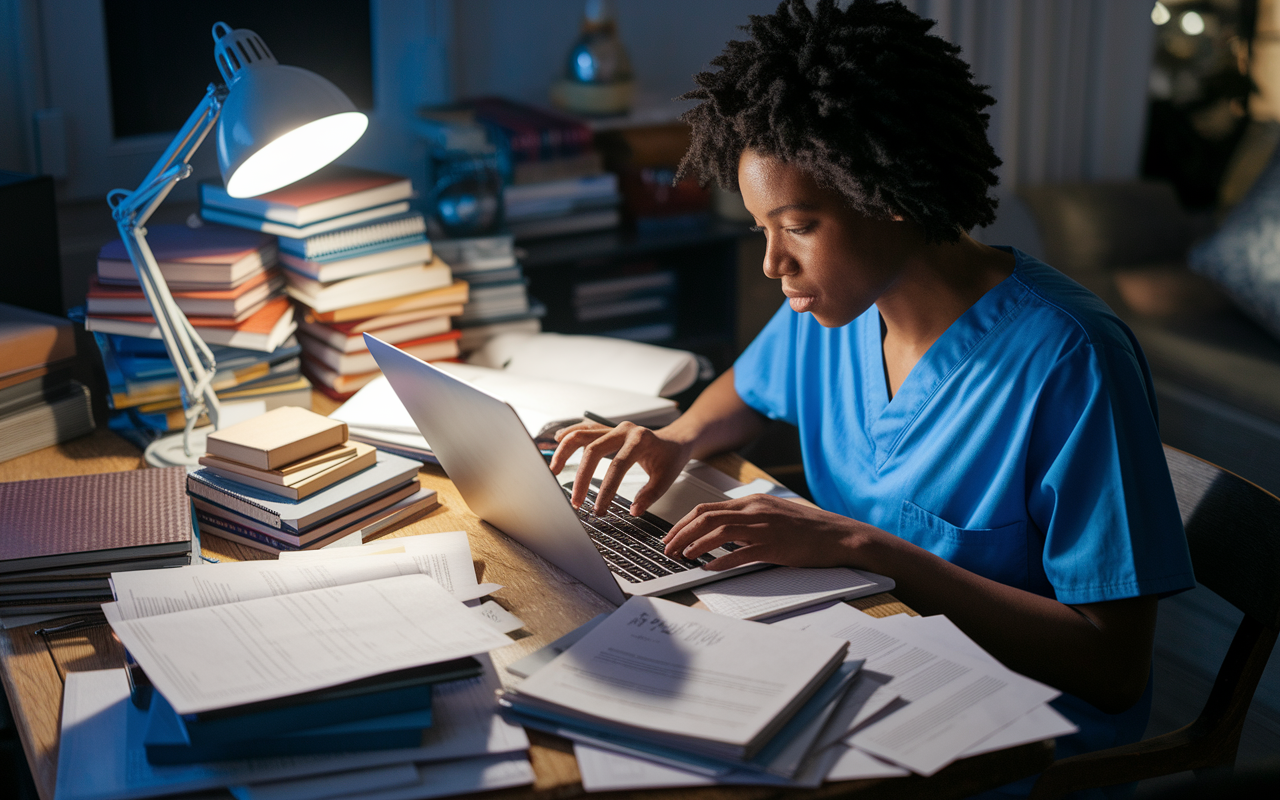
[548,420,694,517]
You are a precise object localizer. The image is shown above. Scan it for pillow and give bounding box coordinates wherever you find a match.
[1189,149,1280,340]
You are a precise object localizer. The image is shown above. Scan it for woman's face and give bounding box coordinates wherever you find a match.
[737,149,917,328]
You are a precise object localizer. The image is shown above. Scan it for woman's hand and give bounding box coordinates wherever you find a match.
[549,420,694,516]
[662,493,885,570]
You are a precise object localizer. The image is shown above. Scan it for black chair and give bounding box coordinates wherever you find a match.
[1030,446,1280,799]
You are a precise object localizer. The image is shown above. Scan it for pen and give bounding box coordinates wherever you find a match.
[583,410,619,427]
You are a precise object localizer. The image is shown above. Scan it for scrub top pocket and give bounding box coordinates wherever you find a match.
[898,500,1029,590]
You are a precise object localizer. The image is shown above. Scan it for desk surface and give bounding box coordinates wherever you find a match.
[0,406,1053,800]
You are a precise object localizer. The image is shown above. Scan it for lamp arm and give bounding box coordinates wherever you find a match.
[107,83,231,456]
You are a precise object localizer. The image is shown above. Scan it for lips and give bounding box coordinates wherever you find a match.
[784,288,815,313]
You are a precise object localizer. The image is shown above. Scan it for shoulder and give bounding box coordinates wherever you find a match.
[1005,248,1138,358]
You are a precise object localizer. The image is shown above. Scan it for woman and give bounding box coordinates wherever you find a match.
[550,2,1194,794]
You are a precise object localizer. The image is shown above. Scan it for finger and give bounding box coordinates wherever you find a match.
[699,545,769,571]
[677,521,758,560]
[571,431,626,510]
[593,443,640,513]
[553,420,601,441]
[628,466,681,517]
[662,502,746,551]
[548,427,604,474]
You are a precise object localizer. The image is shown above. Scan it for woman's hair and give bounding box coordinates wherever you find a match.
[676,0,1001,242]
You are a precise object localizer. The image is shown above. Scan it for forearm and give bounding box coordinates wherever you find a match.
[854,532,1156,713]
[659,367,767,460]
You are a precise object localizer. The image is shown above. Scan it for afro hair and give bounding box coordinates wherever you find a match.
[676,0,1001,242]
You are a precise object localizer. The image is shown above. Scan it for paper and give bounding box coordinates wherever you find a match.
[238,756,532,800]
[105,574,513,715]
[512,595,847,755]
[573,744,791,791]
[505,613,608,678]
[109,555,425,619]
[53,659,528,800]
[823,744,910,780]
[231,764,419,800]
[775,603,1059,775]
[475,600,524,634]
[277,531,489,600]
[692,567,894,621]
[467,332,699,398]
[724,477,805,502]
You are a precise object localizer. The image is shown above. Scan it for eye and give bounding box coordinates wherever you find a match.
[786,224,812,235]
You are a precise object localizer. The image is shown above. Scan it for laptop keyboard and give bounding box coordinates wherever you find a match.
[563,485,737,584]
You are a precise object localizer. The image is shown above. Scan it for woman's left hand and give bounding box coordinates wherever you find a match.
[661,493,884,571]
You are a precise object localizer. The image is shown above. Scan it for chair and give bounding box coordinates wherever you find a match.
[1029,445,1280,799]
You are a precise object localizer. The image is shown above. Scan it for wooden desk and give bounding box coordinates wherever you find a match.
[0,420,1053,800]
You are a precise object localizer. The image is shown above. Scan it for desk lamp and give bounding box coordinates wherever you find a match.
[106,22,367,467]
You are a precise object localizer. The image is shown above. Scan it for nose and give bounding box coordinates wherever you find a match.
[762,235,797,280]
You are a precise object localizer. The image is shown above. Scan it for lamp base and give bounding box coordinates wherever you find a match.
[143,427,213,468]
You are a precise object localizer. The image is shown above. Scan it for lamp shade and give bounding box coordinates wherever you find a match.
[211,22,368,198]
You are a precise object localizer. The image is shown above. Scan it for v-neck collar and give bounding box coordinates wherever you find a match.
[858,248,1030,470]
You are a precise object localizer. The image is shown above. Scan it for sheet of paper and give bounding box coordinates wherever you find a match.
[724,477,805,502]
[823,744,911,780]
[475,600,524,634]
[334,755,534,800]
[573,744,791,791]
[887,615,1078,755]
[105,574,513,715]
[774,603,1058,775]
[231,763,419,800]
[513,595,847,751]
[692,567,893,621]
[53,661,528,800]
[109,555,424,619]
[277,531,490,600]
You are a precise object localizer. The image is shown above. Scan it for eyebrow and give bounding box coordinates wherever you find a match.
[766,202,819,218]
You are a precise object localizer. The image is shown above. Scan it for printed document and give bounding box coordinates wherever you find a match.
[277,531,496,599]
[692,567,894,620]
[775,603,1058,775]
[512,596,847,753]
[104,574,513,715]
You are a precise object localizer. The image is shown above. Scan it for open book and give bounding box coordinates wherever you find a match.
[466,332,703,398]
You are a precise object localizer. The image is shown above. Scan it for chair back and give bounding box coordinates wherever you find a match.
[1166,445,1280,629]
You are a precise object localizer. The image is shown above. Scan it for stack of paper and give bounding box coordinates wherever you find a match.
[57,533,534,799]
[561,601,1078,791]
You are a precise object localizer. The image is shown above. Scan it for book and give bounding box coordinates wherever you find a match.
[507,208,621,240]
[504,173,619,211]
[199,165,413,227]
[302,357,384,399]
[144,692,432,764]
[185,449,423,531]
[300,313,452,353]
[312,307,462,336]
[85,296,297,353]
[431,234,516,272]
[96,224,276,288]
[201,442,376,501]
[288,258,458,314]
[300,329,461,375]
[305,280,470,323]
[284,258,453,313]
[85,270,283,319]
[0,303,76,379]
[499,596,848,762]
[279,240,433,283]
[201,201,411,238]
[0,467,193,575]
[194,484,436,551]
[457,316,542,354]
[199,442,357,483]
[148,381,313,433]
[277,212,429,259]
[0,380,96,463]
[205,406,348,470]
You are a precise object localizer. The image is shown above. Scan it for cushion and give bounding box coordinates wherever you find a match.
[1189,149,1280,341]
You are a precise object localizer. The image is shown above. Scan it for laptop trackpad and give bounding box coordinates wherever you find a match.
[646,474,731,526]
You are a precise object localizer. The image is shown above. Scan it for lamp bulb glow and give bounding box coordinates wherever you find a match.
[1181,11,1205,36]
[224,112,368,198]
[1152,3,1171,26]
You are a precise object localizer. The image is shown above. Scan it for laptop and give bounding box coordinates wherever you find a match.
[364,333,765,605]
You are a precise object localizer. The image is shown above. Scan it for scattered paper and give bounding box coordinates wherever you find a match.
[724,477,804,502]
[475,601,524,634]
[231,763,419,800]
[775,603,1059,775]
[104,574,513,715]
[692,567,894,621]
[823,744,910,780]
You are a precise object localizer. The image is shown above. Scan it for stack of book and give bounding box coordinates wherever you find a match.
[0,468,194,620]
[187,406,436,552]
[447,97,622,241]
[199,164,469,400]
[0,303,95,463]
[79,224,307,444]
[432,234,544,355]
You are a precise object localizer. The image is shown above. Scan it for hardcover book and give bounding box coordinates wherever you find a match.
[205,406,348,470]
[199,165,413,227]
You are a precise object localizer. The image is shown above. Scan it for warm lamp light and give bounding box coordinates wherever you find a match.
[106,22,367,466]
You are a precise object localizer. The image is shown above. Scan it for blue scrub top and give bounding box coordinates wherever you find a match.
[733,249,1195,775]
